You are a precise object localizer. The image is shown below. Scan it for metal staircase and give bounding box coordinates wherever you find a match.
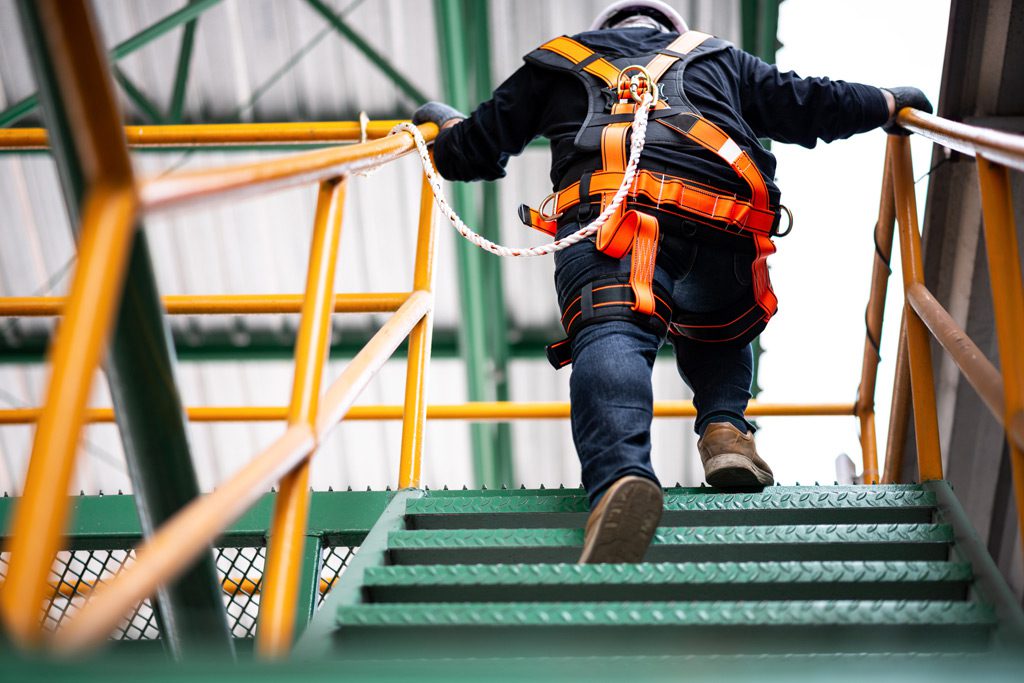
[299,483,1024,662]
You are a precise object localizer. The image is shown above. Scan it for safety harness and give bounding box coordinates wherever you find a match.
[520,32,782,366]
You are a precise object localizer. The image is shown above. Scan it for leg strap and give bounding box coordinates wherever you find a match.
[547,274,673,369]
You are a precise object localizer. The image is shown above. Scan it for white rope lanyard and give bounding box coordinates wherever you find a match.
[389,92,654,258]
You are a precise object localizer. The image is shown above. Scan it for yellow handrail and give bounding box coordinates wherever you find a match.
[139,121,438,212]
[861,107,1024,565]
[55,292,432,653]
[0,292,410,316]
[257,177,347,655]
[0,401,856,425]
[0,121,410,150]
[0,0,142,646]
[2,7,1022,653]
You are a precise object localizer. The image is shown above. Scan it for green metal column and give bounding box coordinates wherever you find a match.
[740,0,784,399]
[434,0,514,488]
[1,0,222,128]
[292,535,323,640]
[168,1,201,123]
[16,0,232,659]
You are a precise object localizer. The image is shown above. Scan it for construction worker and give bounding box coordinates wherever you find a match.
[414,0,932,563]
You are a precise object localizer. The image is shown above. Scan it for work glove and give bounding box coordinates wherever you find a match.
[412,101,466,129]
[881,87,933,136]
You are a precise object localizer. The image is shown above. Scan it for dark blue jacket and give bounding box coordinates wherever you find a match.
[434,27,889,211]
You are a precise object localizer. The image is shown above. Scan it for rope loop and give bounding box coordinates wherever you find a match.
[389,93,655,258]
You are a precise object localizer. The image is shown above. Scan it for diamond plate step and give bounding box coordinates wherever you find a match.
[362,561,972,603]
[333,600,995,657]
[387,524,954,565]
[405,486,937,530]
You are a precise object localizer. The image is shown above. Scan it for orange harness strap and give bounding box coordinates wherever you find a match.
[543,170,776,235]
[530,32,780,324]
[537,36,621,87]
[592,100,661,315]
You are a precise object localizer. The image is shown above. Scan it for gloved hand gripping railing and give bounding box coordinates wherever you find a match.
[390,92,656,259]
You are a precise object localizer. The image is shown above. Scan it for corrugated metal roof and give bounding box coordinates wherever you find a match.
[0,0,739,494]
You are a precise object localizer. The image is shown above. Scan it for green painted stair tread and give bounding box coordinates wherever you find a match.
[336,600,995,627]
[407,487,935,515]
[386,524,954,564]
[363,561,972,602]
[405,487,938,529]
[363,560,972,586]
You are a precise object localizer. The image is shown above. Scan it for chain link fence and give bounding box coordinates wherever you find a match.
[0,542,358,641]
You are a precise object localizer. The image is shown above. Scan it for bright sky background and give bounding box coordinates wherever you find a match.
[756,0,950,484]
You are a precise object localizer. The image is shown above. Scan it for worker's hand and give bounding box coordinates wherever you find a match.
[412,101,466,130]
[881,87,933,136]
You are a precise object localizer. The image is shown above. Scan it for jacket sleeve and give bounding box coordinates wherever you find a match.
[433,64,546,182]
[734,49,890,148]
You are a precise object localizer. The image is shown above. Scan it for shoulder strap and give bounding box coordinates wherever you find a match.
[535,36,621,87]
[644,31,713,83]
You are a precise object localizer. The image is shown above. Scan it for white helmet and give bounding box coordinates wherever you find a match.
[590,0,689,34]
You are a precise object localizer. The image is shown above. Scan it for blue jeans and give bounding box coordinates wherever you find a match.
[554,221,756,504]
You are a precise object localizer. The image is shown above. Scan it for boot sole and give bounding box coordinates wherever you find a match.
[704,453,775,489]
[578,478,663,564]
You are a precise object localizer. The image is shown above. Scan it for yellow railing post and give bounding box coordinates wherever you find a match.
[398,166,440,489]
[856,153,897,483]
[975,155,1024,563]
[257,178,347,657]
[889,135,943,480]
[0,0,139,646]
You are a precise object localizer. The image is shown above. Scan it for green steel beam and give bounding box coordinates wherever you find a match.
[0,325,604,363]
[289,535,323,640]
[112,65,167,124]
[739,0,783,400]
[0,0,223,128]
[297,490,420,659]
[168,5,201,123]
[0,490,390,549]
[15,0,231,658]
[466,0,514,486]
[304,0,429,106]
[433,0,514,489]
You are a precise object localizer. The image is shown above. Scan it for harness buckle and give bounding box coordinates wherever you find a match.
[538,191,564,221]
[616,65,654,104]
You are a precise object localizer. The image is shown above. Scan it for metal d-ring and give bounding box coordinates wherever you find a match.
[617,64,654,104]
[538,192,564,221]
[775,204,794,237]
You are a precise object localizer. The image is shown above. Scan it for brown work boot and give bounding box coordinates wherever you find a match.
[578,476,663,564]
[698,422,774,489]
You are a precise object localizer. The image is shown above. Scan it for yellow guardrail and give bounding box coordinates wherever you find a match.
[0,0,440,655]
[1,0,1022,661]
[857,108,1024,556]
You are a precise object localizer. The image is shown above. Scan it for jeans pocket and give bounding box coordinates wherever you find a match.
[733,253,753,287]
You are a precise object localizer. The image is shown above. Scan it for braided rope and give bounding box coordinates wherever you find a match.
[389,93,654,258]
